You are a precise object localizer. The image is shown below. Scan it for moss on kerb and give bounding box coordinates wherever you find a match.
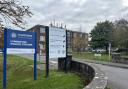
[72,60,108,89]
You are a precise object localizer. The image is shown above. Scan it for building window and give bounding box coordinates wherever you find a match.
[73,33,77,37]
[40,36,45,41]
[40,27,45,33]
[80,34,83,37]
[33,29,35,32]
[40,44,44,49]
[85,35,88,38]
[67,32,70,37]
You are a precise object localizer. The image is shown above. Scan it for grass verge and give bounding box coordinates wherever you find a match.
[0,55,83,89]
[72,52,111,62]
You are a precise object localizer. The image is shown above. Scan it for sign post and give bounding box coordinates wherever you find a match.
[45,26,66,78]
[3,28,37,88]
[109,43,111,62]
[65,30,68,73]
[45,27,49,78]
[3,29,7,88]
[34,33,37,80]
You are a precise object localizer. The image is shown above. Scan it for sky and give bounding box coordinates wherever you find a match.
[4,0,128,33]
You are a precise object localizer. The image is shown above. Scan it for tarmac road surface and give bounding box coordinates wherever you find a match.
[95,64,128,89]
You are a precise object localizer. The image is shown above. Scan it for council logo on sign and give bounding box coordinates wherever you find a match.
[11,32,17,38]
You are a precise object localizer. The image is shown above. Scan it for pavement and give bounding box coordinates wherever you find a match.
[73,58,128,69]
[74,58,128,89]
[95,64,128,89]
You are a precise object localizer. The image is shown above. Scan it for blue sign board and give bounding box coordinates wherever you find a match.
[3,28,37,88]
[5,29,36,54]
[7,29,35,48]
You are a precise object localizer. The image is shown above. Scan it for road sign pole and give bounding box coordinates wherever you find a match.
[109,43,111,62]
[3,49,7,89]
[45,26,49,78]
[3,29,7,89]
[65,30,68,73]
[34,33,37,80]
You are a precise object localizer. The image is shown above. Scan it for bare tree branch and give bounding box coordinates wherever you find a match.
[0,0,32,29]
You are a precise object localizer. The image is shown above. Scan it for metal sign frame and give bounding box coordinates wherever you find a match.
[45,26,67,78]
[3,28,37,88]
[48,27,66,58]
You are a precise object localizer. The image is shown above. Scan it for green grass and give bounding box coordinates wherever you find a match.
[0,55,83,89]
[105,87,112,89]
[72,52,112,62]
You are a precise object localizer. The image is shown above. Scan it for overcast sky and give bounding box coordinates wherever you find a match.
[6,0,128,33]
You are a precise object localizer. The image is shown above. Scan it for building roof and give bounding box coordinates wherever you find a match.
[28,24,88,35]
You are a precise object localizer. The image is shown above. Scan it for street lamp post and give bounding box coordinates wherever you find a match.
[108,43,111,62]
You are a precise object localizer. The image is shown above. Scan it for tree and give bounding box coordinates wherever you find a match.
[90,20,114,52]
[0,0,32,49]
[73,35,84,52]
[0,0,32,28]
[113,19,128,48]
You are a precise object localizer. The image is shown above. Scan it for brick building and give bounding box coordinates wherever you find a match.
[28,25,88,55]
[67,30,88,52]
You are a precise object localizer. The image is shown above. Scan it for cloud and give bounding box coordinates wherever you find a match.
[6,0,128,33]
[122,0,128,6]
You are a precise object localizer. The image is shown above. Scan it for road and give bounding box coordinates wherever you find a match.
[95,64,128,89]
[17,54,128,89]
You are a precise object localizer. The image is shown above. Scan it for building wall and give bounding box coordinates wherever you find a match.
[28,25,46,55]
[28,25,88,54]
[67,30,88,52]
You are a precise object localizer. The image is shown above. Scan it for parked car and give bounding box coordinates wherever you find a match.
[96,49,106,53]
[92,49,96,52]
[91,49,106,53]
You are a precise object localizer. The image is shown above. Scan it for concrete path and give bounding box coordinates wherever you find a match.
[73,58,128,69]
[74,58,128,89]
[95,64,128,89]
